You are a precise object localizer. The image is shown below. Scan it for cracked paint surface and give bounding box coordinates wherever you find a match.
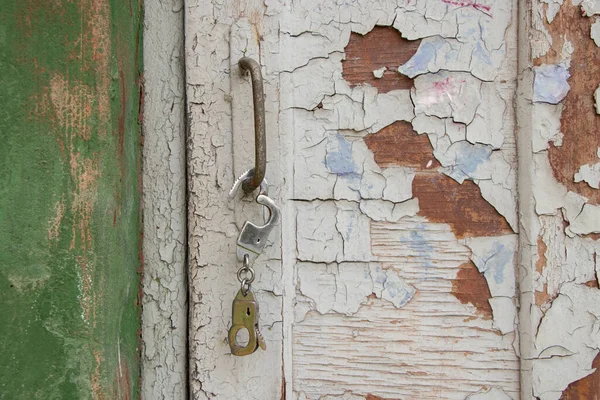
[520,0,600,399]
[141,0,187,398]
[178,0,600,398]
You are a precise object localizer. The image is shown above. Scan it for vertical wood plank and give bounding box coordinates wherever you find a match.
[0,0,143,397]
[141,0,187,397]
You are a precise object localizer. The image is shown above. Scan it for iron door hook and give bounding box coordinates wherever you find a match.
[238,57,266,194]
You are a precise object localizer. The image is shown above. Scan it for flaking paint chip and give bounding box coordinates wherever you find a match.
[372,67,386,79]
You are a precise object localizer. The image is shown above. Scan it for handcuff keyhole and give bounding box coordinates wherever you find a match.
[246,307,251,316]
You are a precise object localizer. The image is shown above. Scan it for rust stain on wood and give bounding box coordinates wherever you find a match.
[535,2,600,204]
[451,261,493,320]
[560,353,600,400]
[365,394,385,400]
[342,26,421,93]
[364,121,440,169]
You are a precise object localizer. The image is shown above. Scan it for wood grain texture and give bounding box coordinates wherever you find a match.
[413,174,514,239]
[293,219,519,400]
[452,261,493,320]
[342,27,421,93]
[364,121,440,169]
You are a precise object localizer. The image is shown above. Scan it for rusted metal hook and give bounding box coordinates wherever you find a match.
[238,57,266,194]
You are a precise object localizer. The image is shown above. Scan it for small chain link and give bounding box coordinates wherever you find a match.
[237,253,254,295]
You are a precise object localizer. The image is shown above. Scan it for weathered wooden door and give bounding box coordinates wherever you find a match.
[184,1,600,399]
[0,0,143,398]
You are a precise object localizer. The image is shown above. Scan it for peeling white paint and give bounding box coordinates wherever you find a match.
[186,0,523,397]
[359,198,419,223]
[574,148,600,189]
[489,297,518,334]
[296,128,415,202]
[542,0,564,23]
[465,235,517,298]
[595,84,600,114]
[535,215,599,311]
[142,0,187,397]
[399,36,506,81]
[464,235,518,334]
[580,0,600,16]
[520,0,600,397]
[372,67,386,78]
[591,18,600,46]
[532,283,600,400]
[531,103,564,152]
[567,203,600,235]
[409,68,517,233]
[412,72,482,124]
[296,261,415,317]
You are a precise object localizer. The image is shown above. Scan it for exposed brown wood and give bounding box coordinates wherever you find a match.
[535,283,552,308]
[365,122,513,239]
[560,353,600,400]
[585,233,600,241]
[413,174,513,239]
[536,236,547,274]
[342,27,421,93]
[535,2,600,204]
[452,261,493,320]
[364,121,440,169]
[585,279,600,289]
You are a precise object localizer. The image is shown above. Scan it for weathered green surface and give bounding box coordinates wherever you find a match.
[0,0,142,398]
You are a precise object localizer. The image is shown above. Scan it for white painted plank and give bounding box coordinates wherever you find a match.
[186,0,525,398]
[142,0,187,397]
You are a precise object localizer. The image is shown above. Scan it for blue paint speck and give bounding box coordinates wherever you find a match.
[458,143,492,175]
[399,225,435,281]
[446,142,492,182]
[533,64,571,104]
[478,242,514,286]
[472,41,492,66]
[398,37,445,78]
[325,133,358,176]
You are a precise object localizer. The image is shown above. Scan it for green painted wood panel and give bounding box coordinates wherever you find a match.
[0,0,143,398]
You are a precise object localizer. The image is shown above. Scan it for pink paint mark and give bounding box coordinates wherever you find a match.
[429,77,467,105]
[441,0,492,16]
[433,77,453,94]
